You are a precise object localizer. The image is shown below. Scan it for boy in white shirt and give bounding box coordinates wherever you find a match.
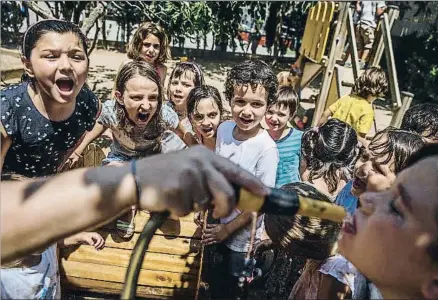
[202,60,279,298]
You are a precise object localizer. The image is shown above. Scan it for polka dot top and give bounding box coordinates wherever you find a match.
[1,82,100,177]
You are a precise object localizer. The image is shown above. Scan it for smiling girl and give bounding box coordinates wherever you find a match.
[0,20,100,177]
[126,22,170,85]
[187,85,224,150]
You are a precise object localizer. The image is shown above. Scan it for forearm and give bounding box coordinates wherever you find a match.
[58,232,84,248]
[357,134,369,147]
[75,123,107,154]
[1,165,135,263]
[224,211,253,235]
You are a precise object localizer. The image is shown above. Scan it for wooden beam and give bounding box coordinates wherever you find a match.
[62,275,195,298]
[60,260,198,289]
[312,2,349,126]
[390,91,414,128]
[61,245,200,274]
[346,7,360,80]
[382,13,402,108]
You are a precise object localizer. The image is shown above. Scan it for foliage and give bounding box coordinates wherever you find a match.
[1,1,26,45]
[397,25,438,104]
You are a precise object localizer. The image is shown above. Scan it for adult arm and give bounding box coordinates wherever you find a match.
[318,109,333,127]
[1,146,268,263]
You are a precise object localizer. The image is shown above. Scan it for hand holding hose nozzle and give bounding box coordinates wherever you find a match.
[122,182,346,299]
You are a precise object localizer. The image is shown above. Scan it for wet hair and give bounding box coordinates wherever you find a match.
[167,62,205,102]
[265,182,342,260]
[351,67,388,99]
[187,85,224,121]
[127,22,170,65]
[301,119,360,193]
[225,60,278,106]
[368,127,425,174]
[272,86,299,116]
[400,103,438,142]
[114,60,165,154]
[21,19,88,82]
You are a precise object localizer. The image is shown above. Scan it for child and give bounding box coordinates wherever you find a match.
[0,19,100,177]
[318,67,388,146]
[259,118,361,299]
[264,86,303,186]
[350,127,425,198]
[203,60,279,298]
[161,62,205,152]
[73,60,177,238]
[0,173,105,300]
[126,22,170,85]
[401,102,438,144]
[338,144,438,300]
[187,85,224,150]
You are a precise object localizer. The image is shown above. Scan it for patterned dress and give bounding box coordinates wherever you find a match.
[1,82,99,177]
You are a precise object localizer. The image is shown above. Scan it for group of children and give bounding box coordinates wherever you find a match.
[1,18,438,300]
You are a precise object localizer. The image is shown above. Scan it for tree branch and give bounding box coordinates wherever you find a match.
[88,22,100,55]
[80,1,107,36]
[27,1,55,20]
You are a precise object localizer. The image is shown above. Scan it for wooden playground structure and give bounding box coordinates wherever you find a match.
[297,2,412,129]
[58,2,413,299]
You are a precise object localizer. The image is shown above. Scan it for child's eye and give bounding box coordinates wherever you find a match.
[183,83,192,88]
[171,80,179,85]
[72,55,85,61]
[252,102,263,108]
[278,113,286,117]
[208,112,218,118]
[234,99,246,106]
[44,55,57,59]
[389,199,404,221]
[153,44,160,50]
[143,43,151,48]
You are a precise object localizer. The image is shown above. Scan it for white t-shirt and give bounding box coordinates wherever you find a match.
[1,244,61,299]
[215,121,279,252]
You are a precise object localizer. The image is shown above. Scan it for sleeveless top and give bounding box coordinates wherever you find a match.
[1,82,100,177]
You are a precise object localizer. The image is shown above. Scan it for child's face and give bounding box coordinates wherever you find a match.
[265,104,291,132]
[25,32,88,104]
[140,34,160,64]
[339,157,438,299]
[115,75,159,127]
[230,84,268,132]
[191,98,221,140]
[169,71,195,109]
[351,134,396,197]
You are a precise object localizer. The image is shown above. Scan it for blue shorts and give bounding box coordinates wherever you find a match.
[102,151,132,165]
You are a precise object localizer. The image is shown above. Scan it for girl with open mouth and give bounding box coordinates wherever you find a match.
[73,60,180,239]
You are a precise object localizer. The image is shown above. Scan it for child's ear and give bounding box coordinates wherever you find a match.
[21,56,35,79]
[114,91,124,106]
[422,277,438,300]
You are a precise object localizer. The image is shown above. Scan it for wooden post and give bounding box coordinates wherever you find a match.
[369,5,399,67]
[312,2,349,126]
[390,91,414,128]
[382,13,402,108]
[346,7,360,80]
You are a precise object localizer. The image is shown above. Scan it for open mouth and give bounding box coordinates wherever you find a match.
[55,78,74,94]
[342,214,357,235]
[137,111,150,123]
[352,176,366,190]
[239,117,253,125]
[200,127,214,134]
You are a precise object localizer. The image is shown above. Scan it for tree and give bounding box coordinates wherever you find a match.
[1,1,26,45]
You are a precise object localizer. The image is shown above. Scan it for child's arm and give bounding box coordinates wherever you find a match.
[318,108,333,126]
[160,65,167,87]
[202,212,254,246]
[69,122,108,164]
[58,231,105,250]
[0,125,12,173]
[173,122,199,147]
[317,273,351,300]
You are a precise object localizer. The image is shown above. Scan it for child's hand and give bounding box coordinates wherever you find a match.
[67,151,82,169]
[194,211,204,227]
[80,232,105,250]
[202,224,229,245]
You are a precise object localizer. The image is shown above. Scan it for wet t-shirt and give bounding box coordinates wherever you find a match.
[1,82,99,177]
